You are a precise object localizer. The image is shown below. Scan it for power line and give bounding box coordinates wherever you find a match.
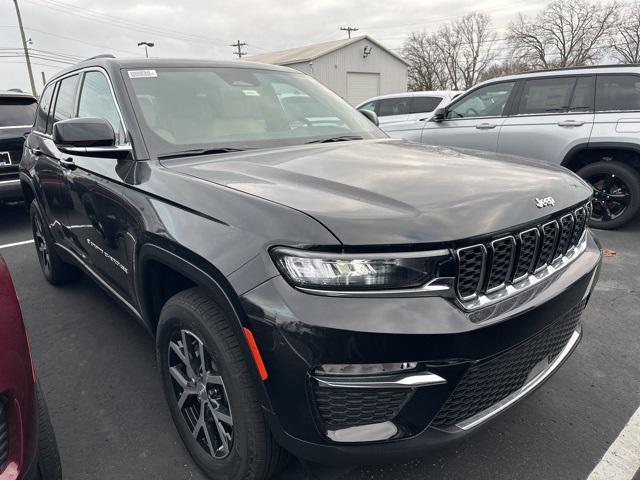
[230,40,247,59]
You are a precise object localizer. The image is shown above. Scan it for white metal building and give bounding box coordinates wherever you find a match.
[245,36,408,106]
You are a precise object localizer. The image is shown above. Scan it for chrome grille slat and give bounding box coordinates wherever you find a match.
[455,202,590,302]
[485,237,516,293]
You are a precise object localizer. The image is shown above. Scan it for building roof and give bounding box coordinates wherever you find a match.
[245,35,409,66]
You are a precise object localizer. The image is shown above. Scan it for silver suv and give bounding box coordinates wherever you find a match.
[400,65,640,229]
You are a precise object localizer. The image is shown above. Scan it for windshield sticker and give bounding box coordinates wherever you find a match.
[128,69,158,79]
[242,89,260,96]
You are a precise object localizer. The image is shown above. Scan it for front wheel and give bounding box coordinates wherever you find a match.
[156,288,288,480]
[577,161,640,230]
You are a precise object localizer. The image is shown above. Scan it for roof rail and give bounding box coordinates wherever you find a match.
[83,54,116,62]
[7,88,24,93]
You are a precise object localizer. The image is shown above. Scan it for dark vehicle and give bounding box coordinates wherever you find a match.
[0,255,62,480]
[0,91,36,202]
[19,57,602,480]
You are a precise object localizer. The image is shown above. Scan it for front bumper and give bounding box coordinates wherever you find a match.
[240,232,602,465]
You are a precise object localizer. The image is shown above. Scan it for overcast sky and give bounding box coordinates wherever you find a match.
[1,0,552,94]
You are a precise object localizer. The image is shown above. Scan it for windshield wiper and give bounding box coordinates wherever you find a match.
[305,135,364,144]
[158,147,250,160]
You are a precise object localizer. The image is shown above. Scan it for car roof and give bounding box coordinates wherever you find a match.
[356,90,462,106]
[0,90,36,100]
[475,64,640,87]
[49,57,299,84]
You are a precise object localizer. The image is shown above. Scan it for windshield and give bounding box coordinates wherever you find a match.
[125,67,385,155]
[0,97,37,127]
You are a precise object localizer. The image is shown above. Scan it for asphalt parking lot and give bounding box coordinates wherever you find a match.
[1,201,639,480]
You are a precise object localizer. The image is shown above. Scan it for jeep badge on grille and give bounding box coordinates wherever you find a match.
[535,196,556,208]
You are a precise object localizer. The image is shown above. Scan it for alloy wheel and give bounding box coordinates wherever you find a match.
[587,173,632,223]
[33,214,50,275]
[167,329,234,459]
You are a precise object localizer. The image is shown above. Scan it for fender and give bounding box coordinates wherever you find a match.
[562,142,640,169]
[136,243,275,411]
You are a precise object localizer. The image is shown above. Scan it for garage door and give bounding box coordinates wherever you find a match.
[346,73,380,106]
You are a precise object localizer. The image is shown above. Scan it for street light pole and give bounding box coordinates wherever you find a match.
[137,41,155,58]
[12,0,36,96]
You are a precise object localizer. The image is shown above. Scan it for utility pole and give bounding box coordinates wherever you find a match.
[138,41,155,58]
[340,26,359,39]
[12,0,36,96]
[230,40,247,59]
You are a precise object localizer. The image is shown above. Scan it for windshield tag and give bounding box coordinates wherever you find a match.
[242,89,260,96]
[128,70,158,79]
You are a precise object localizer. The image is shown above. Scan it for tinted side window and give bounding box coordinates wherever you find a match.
[516,77,576,115]
[596,75,640,112]
[409,96,441,114]
[33,85,55,133]
[378,97,410,116]
[53,75,79,123]
[0,97,37,127]
[78,71,126,144]
[447,82,515,119]
[569,76,595,112]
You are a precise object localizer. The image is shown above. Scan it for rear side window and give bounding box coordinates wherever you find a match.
[409,96,442,114]
[378,97,410,116]
[596,75,640,112]
[34,85,55,133]
[52,75,79,123]
[569,76,595,112]
[516,77,576,115]
[0,97,37,127]
[78,71,126,144]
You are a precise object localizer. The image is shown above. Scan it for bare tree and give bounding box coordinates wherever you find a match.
[402,32,449,91]
[612,2,640,63]
[508,0,619,69]
[478,59,531,83]
[403,12,497,91]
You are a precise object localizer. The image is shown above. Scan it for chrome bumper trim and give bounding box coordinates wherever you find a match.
[456,329,581,431]
[315,372,447,389]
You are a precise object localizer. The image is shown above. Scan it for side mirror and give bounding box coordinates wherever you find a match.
[358,108,379,126]
[432,108,446,122]
[53,117,130,157]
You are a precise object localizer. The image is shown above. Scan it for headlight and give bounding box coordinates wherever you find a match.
[270,247,452,291]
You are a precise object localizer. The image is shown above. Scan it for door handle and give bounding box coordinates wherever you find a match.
[59,157,76,170]
[475,123,497,129]
[557,120,585,127]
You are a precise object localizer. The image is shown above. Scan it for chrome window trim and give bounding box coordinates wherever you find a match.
[455,244,487,301]
[485,236,517,294]
[0,179,20,185]
[0,125,32,130]
[455,329,581,430]
[513,227,540,283]
[458,231,588,311]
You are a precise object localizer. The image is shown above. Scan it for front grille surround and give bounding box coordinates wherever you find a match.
[455,203,590,303]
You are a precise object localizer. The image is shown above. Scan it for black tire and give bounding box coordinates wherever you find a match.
[577,161,640,230]
[157,287,288,480]
[30,201,82,285]
[35,382,62,480]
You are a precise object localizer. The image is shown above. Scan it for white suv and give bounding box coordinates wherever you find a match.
[357,91,461,136]
[401,66,640,229]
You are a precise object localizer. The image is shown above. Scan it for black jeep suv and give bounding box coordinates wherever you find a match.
[1,90,36,202]
[19,57,602,479]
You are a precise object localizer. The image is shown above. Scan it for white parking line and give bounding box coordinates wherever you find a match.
[0,239,34,250]
[587,404,640,480]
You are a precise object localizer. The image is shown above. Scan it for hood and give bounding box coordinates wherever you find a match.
[163,139,592,245]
